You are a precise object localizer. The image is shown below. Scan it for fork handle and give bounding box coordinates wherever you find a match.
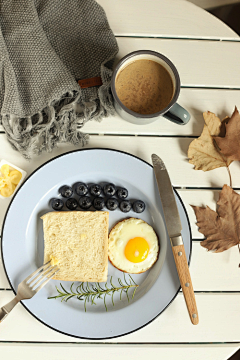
[0,296,20,322]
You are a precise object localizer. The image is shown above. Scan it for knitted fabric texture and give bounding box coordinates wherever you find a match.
[0,0,119,159]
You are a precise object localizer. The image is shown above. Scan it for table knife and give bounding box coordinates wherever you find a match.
[151,154,199,325]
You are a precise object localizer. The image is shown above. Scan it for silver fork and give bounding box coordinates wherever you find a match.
[0,261,59,322]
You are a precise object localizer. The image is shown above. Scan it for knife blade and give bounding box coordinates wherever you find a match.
[151,154,182,241]
[151,154,199,325]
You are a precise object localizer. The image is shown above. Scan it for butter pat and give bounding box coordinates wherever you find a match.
[50,255,59,266]
[0,160,27,199]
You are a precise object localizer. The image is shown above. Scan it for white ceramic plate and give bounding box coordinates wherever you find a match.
[1,149,191,339]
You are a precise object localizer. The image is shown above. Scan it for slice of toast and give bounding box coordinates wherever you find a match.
[41,211,109,282]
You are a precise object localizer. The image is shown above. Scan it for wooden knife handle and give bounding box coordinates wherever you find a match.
[172,244,199,325]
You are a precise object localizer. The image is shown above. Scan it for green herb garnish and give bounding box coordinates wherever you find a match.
[48,274,138,311]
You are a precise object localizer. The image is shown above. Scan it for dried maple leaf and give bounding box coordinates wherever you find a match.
[188,111,232,171]
[215,107,240,161]
[218,116,230,138]
[192,184,240,252]
[203,111,222,136]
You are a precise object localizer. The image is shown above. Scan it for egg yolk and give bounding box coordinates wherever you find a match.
[124,237,149,263]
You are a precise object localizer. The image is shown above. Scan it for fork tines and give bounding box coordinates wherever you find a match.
[25,261,59,292]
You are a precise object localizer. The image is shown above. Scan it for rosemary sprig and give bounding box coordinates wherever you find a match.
[48,274,138,311]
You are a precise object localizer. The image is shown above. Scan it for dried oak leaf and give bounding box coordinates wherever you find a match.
[215,107,240,161]
[192,184,240,252]
[188,111,231,171]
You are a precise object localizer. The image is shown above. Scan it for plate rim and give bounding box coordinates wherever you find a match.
[1,148,192,340]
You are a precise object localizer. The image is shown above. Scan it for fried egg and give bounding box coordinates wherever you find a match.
[108,218,159,274]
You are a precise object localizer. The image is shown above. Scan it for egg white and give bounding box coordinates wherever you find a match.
[108,217,159,273]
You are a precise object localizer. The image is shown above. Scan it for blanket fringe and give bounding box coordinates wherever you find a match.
[1,87,114,159]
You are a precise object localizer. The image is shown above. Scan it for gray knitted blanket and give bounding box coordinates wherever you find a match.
[0,0,118,159]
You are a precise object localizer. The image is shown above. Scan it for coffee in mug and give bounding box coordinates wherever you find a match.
[111,50,190,126]
[115,59,174,115]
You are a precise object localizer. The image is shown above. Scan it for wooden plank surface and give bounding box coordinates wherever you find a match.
[0,1,239,358]
[188,0,240,10]
[0,134,239,191]
[0,291,239,342]
[0,343,239,360]
[115,38,240,88]
[80,89,240,137]
[2,38,240,133]
[1,88,240,135]
[0,257,9,289]
[96,0,239,39]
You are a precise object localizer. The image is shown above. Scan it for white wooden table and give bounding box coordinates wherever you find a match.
[1,1,240,359]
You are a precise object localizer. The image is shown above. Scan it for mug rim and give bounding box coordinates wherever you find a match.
[111,50,181,119]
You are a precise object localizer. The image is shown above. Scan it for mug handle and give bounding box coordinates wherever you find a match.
[163,103,190,125]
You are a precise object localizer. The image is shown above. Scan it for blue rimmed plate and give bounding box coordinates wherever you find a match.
[1,149,191,339]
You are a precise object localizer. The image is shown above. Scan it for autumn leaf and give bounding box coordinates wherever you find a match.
[192,184,240,252]
[218,116,230,138]
[203,111,222,136]
[215,107,240,161]
[188,111,232,171]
